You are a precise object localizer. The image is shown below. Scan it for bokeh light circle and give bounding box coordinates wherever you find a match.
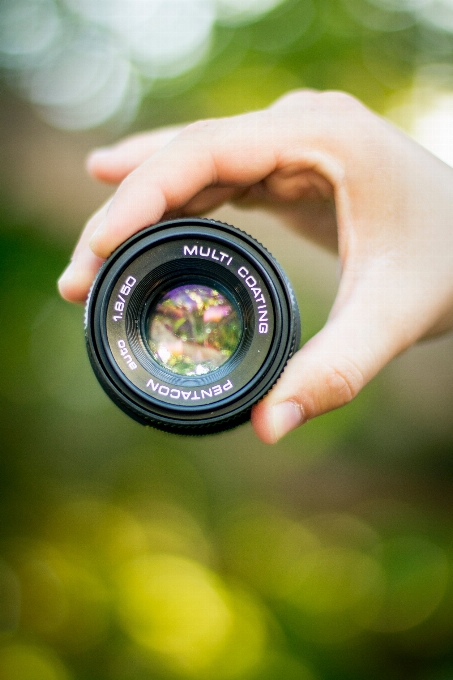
[0,0,60,63]
[0,0,290,128]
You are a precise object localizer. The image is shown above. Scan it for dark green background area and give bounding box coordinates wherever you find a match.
[1,0,453,678]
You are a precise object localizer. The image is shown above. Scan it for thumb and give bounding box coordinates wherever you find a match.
[251,290,408,444]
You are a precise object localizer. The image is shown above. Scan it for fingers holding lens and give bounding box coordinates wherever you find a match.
[88,115,279,259]
[86,125,185,183]
[58,199,112,302]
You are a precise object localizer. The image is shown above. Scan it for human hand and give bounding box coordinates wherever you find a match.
[58,91,453,443]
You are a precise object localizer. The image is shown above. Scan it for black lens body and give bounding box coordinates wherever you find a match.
[85,218,300,434]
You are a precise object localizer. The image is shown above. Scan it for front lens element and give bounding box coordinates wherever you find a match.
[146,283,242,376]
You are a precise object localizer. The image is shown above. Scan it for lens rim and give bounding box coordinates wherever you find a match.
[101,238,276,405]
[85,218,300,434]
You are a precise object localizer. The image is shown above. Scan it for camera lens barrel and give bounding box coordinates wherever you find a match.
[85,218,301,434]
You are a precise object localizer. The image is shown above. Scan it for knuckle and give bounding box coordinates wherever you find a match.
[323,359,365,406]
[272,89,367,123]
[181,118,220,137]
[272,88,319,109]
[318,90,363,112]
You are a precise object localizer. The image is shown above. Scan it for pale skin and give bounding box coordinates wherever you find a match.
[58,90,453,444]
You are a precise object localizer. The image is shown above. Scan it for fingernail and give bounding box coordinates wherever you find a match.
[58,260,75,287]
[89,219,106,250]
[271,401,303,442]
[87,147,113,165]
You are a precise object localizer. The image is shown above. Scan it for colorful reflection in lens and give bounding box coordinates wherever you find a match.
[146,284,241,376]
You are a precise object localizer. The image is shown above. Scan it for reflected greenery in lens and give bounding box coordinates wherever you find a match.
[146,284,241,376]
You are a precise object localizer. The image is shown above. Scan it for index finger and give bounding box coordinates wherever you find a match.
[88,112,282,259]
[87,124,184,184]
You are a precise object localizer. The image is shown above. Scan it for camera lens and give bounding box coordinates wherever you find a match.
[85,217,300,435]
[145,283,242,377]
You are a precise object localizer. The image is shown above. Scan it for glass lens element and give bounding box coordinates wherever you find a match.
[146,284,242,376]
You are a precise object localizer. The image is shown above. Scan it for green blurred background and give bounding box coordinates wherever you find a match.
[1,0,453,678]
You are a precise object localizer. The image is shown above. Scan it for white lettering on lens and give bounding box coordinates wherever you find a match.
[238,267,269,334]
[147,378,159,392]
[112,276,136,321]
[117,340,137,370]
[145,379,234,401]
[120,277,135,296]
[146,378,159,392]
[183,245,233,266]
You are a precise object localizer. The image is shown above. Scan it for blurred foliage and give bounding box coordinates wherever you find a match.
[1,218,453,680]
[2,0,453,679]
[129,0,453,132]
[2,0,453,130]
